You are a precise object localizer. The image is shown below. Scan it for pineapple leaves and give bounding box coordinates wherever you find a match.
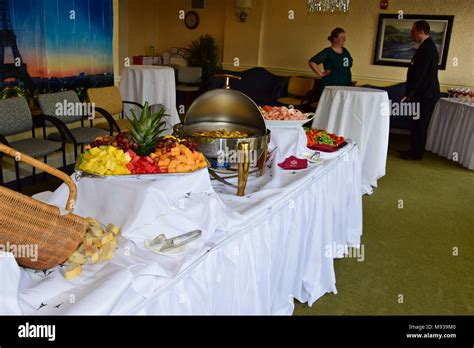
[125,102,169,156]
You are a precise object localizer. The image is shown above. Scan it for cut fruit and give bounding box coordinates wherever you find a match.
[97,232,114,248]
[91,246,100,264]
[64,263,83,280]
[68,251,87,265]
[63,218,121,280]
[86,217,101,227]
[107,224,121,236]
[88,225,104,238]
[99,241,116,262]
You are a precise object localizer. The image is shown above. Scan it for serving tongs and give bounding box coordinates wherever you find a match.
[149,230,202,252]
[310,151,321,161]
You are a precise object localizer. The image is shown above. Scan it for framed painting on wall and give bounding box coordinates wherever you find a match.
[374,14,454,70]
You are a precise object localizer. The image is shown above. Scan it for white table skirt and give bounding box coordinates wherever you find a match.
[127,144,362,315]
[0,130,362,315]
[313,86,390,194]
[426,98,474,170]
[120,66,181,133]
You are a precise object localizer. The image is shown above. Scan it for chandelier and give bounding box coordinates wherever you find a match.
[307,0,350,12]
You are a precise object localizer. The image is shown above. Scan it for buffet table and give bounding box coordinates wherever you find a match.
[0,128,362,315]
[426,98,474,170]
[313,86,390,194]
[120,66,181,132]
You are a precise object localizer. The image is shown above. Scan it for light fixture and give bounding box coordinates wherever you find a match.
[236,0,252,22]
[307,0,350,13]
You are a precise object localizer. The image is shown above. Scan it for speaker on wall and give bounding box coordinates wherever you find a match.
[192,0,204,9]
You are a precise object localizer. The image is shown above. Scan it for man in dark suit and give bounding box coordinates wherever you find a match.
[401,20,441,160]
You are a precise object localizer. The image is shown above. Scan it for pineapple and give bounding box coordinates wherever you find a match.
[126,102,169,156]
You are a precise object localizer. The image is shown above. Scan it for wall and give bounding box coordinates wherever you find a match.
[222,0,474,88]
[156,0,226,56]
[120,0,226,67]
[222,0,265,67]
[119,0,473,88]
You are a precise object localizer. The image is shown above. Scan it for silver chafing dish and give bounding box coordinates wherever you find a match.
[174,74,270,196]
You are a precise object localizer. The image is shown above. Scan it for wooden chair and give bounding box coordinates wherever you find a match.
[277,76,315,109]
[87,86,143,133]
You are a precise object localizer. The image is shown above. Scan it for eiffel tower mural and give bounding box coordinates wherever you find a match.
[0,0,33,89]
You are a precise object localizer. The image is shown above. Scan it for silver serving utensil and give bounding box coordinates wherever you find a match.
[150,230,202,252]
[150,234,167,247]
[310,151,321,161]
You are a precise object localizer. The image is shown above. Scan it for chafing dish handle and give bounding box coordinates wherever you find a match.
[213,74,242,90]
[237,142,250,197]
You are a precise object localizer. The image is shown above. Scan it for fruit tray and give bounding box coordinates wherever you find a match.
[75,166,208,180]
[76,135,209,179]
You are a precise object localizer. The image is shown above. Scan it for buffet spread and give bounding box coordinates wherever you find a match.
[0,74,361,314]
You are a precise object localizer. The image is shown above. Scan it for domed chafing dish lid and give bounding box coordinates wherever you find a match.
[183,75,267,134]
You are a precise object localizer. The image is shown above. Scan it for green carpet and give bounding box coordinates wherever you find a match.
[294,134,474,315]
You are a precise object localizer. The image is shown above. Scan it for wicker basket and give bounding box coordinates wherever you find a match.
[0,144,88,270]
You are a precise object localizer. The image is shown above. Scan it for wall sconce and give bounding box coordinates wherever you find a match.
[380,0,389,10]
[236,0,252,22]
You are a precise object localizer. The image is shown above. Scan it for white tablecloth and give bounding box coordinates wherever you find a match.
[0,128,363,315]
[426,98,474,170]
[313,86,390,194]
[120,66,181,133]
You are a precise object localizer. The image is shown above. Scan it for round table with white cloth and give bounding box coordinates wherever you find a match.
[426,98,474,170]
[120,66,181,133]
[312,86,390,195]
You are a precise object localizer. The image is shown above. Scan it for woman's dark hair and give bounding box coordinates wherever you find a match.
[328,28,345,43]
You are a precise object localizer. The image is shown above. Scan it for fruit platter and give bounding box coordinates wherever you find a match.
[259,105,315,128]
[76,103,208,179]
[77,135,208,178]
[305,128,346,152]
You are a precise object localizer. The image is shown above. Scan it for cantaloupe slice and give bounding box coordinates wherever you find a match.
[176,155,187,163]
[185,155,195,165]
[169,160,180,169]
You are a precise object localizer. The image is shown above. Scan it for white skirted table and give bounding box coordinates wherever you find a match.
[313,86,390,195]
[0,128,363,315]
[426,98,474,170]
[120,66,181,133]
